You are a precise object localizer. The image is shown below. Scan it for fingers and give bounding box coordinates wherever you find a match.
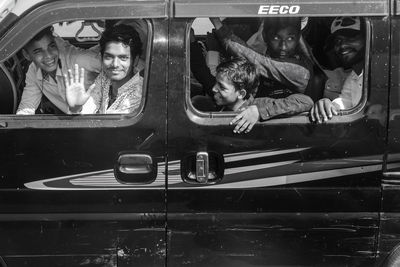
[80,67,85,85]
[323,100,333,120]
[244,121,255,133]
[74,64,79,84]
[310,106,316,122]
[63,73,69,88]
[311,99,340,124]
[331,105,339,116]
[230,114,241,125]
[317,100,328,123]
[230,113,244,133]
[65,64,84,86]
[233,119,249,134]
[68,69,74,85]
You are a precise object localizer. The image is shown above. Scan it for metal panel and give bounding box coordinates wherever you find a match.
[0,0,167,61]
[172,0,388,17]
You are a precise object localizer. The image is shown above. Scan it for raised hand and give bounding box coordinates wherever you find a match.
[64,64,95,109]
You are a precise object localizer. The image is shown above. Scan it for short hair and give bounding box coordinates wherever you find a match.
[216,57,259,99]
[25,26,54,49]
[100,24,142,58]
[263,17,301,37]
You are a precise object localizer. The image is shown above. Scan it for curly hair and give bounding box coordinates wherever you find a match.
[216,57,259,99]
[100,24,142,58]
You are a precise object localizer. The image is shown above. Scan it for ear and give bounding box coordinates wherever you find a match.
[22,49,32,61]
[133,55,139,67]
[132,55,141,73]
[238,89,247,99]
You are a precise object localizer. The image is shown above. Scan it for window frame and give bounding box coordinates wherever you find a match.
[0,0,167,129]
[185,16,372,126]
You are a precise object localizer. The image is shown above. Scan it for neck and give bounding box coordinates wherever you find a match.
[228,99,246,111]
[352,61,364,75]
[110,71,134,93]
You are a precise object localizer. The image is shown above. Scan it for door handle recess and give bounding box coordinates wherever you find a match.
[181,151,224,184]
[115,153,157,184]
[118,154,153,174]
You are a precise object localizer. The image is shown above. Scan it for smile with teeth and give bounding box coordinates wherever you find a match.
[340,49,354,55]
[44,59,56,67]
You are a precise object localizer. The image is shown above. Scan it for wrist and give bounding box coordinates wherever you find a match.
[68,105,83,114]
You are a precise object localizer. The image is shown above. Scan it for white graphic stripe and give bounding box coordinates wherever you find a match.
[23,151,391,190]
[224,148,309,162]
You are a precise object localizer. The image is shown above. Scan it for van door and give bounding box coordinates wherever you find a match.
[379,3,400,265]
[0,1,168,266]
[168,0,389,266]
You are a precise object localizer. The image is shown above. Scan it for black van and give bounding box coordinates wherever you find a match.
[0,0,399,266]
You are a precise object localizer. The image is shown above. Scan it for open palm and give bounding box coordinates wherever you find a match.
[64,64,95,108]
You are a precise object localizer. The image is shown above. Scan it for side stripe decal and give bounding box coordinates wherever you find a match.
[24,150,391,190]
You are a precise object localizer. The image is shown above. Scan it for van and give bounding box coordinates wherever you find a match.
[0,0,399,266]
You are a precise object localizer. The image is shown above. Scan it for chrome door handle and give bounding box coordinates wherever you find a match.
[118,154,153,174]
[115,153,157,184]
[181,151,224,184]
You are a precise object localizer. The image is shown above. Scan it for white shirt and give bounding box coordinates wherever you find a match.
[17,37,101,115]
[324,67,363,110]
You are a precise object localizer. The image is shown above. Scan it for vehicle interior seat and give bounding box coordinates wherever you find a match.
[0,63,17,114]
[299,35,327,102]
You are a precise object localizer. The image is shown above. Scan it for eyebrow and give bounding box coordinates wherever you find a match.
[104,52,130,57]
[32,48,43,53]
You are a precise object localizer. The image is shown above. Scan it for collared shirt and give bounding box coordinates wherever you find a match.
[324,67,363,110]
[81,71,143,114]
[16,37,101,115]
[220,95,255,112]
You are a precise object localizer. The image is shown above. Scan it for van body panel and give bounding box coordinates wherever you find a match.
[166,15,389,267]
[0,2,169,265]
[1,0,400,265]
[378,11,400,265]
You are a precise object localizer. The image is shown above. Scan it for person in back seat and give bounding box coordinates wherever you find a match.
[16,26,101,115]
[64,24,143,114]
[193,57,259,112]
[310,17,365,123]
[210,17,314,133]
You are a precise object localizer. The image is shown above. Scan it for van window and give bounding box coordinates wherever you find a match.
[1,18,149,117]
[188,16,369,123]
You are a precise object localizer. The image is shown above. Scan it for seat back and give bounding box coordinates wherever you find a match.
[299,35,327,102]
[0,63,17,114]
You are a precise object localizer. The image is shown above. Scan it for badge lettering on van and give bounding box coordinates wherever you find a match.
[258,5,300,15]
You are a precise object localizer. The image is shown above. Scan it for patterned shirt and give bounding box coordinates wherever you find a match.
[81,71,143,114]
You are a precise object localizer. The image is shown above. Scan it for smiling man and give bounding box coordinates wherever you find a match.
[310,17,366,123]
[64,24,143,114]
[17,26,101,115]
